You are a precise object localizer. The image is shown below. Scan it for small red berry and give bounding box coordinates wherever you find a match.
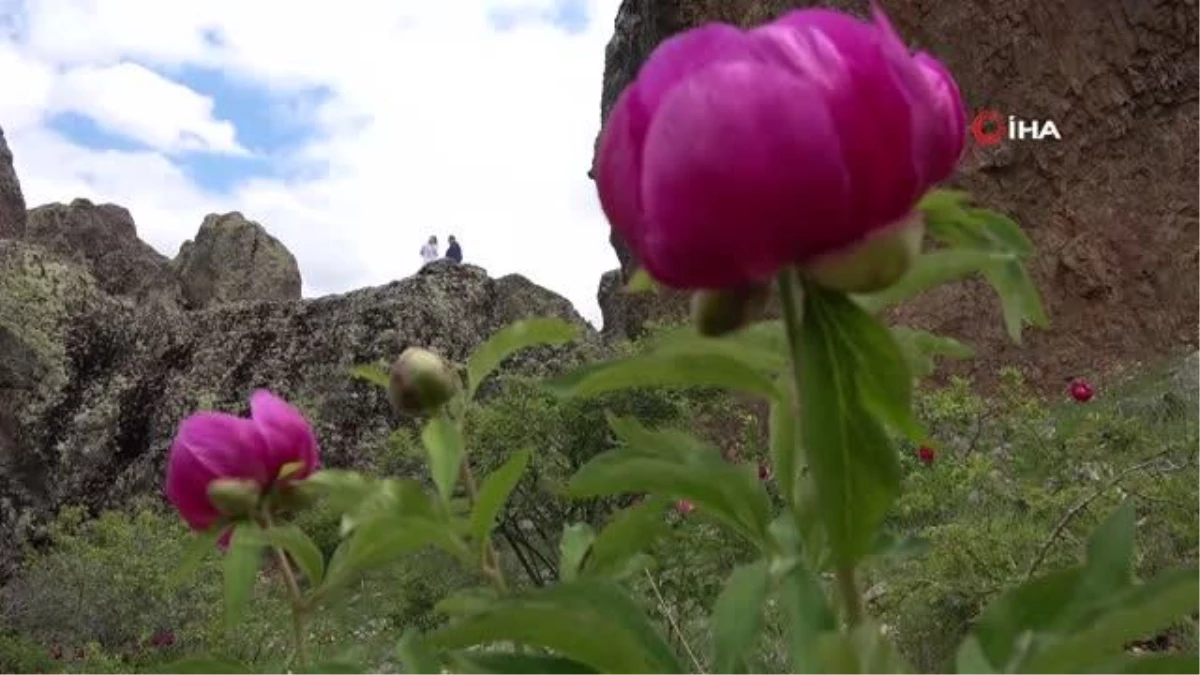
[676,499,695,514]
[1069,378,1094,403]
[917,446,935,465]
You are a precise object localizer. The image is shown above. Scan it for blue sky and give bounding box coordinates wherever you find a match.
[1,0,620,325]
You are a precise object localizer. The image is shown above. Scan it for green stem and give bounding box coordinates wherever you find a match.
[262,512,310,668]
[450,409,509,594]
[776,268,863,629]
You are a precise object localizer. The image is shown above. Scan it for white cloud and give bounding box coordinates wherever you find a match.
[1,0,623,325]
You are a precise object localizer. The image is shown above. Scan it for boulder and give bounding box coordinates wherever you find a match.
[25,199,183,308]
[0,126,26,239]
[173,212,302,309]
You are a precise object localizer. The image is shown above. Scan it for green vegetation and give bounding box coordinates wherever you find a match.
[1,323,1194,673]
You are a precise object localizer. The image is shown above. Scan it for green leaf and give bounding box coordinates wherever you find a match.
[254,524,325,587]
[545,350,781,401]
[585,497,670,579]
[1102,654,1200,674]
[303,470,376,515]
[816,621,909,673]
[397,629,442,674]
[890,327,975,379]
[1072,503,1137,603]
[771,514,836,673]
[624,267,658,294]
[983,260,1048,344]
[955,636,997,674]
[435,586,500,618]
[467,318,580,399]
[567,416,772,546]
[349,362,389,389]
[968,208,1034,256]
[795,285,908,565]
[162,656,251,674]
[559,523,596,582]
[422,416,464,503]
[853,249,1015,313]
[222,524,264,632]
[1027,569,1200,673]
[469,448,531,546]
[319,513,463,600]
[712,560,771,673]
[768,385,801,506]
[965,567,1083,670]
[169,526,223,589]
[451,651,599,673]
[426,581,683,673]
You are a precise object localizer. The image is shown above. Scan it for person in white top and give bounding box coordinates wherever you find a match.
[419,235,439,265]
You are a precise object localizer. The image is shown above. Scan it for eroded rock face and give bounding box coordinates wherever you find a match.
[25,199,183,308]
[0,245,598,578]
[0,126,26,239]
[173,212,302,309]
[592,0,1199,389]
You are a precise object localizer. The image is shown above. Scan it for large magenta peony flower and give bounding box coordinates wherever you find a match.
[595,4,966,289]
[165,390,321,532]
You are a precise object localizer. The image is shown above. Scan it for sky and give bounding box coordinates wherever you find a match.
[0,0,622,325]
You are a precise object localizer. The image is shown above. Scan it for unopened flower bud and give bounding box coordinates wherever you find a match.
[801,213,925,294]
[207,478,261,517]
[389,347,458,414]
[691,283,770,337]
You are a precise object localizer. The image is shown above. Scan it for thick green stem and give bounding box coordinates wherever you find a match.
[776,268,863,629]
[262,512,310,667]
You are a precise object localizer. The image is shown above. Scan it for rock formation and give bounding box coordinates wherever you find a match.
[592,0,1199,389]
[0,127,25,239]
[0,128,599,579]
[173,212,302,309]
[25,199,184,308]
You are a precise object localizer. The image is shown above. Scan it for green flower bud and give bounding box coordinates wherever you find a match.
[207,478,261,518]
[388,347,458,414]
[801,213,925,294]
[691,283,770,337]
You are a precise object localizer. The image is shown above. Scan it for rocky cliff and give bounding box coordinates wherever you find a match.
[592,0,1199,389]
[0,136,597,579]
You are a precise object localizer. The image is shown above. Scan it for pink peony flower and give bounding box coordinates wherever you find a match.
[676,499,695,514]
[165,390,320,532]
[1069,378,1095,403]
[595,4,965,289]
[917,445,935,465]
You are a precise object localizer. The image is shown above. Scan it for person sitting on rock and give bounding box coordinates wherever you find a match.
[420,235,439,265]
[445,235,462,263]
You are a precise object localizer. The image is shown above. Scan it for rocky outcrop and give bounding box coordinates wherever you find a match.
[0,127,25,239]
[591,0,1199,389]
[173,212,302,309]
[0,247,598,578]
[25,199,184,308]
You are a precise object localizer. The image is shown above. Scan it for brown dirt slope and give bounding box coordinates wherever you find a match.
[593,0,1199,392]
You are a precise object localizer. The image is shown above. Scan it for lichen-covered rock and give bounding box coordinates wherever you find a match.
[0,125,26,239]
[0,259,598,579]
[173,212,302,309]
[25,199,183,308]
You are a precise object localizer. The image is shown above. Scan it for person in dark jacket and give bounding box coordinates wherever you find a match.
[445,235,463,263]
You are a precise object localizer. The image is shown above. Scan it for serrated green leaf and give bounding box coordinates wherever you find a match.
[712,560,771,673]
[559,523,596,582]
[422,416,464,503]
[545,350,781,401]
[161,656,251,673]
[795,285,907,565]
[397,629,442,674]
[425,581,683,673]
[222,524,264,632]
[467,318,580,399]
[253,524,325,587]
[451,651,599,674]
[584,497,669,580]
[854,249,1015,313]
[624,267,658,294]
[469,448,530,546]
[349,362,389,389]
[768,384,801,506]
[890,327,975,379]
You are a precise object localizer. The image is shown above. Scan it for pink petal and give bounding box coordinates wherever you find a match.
[249,390,321,480]
[640,60,849,287]
[912,52,966,182]
[596,86,651,254]
[173,412,270,484]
